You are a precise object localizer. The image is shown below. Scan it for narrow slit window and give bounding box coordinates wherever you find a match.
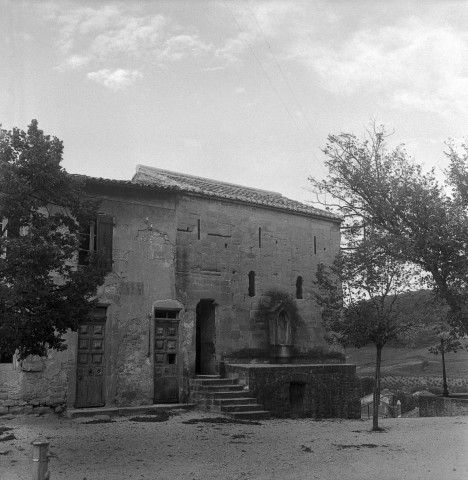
[296,276,303,299]
[248,271,256,297]
[258,227,262,248]
[197,219,201,240]
[313,236,317,255]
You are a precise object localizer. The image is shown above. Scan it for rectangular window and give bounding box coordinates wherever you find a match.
[313,235,317,255]
[79,214,113,271]
[154,309,178,320]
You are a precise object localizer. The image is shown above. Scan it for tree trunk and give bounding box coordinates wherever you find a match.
[441,338,449,397]
[372,345,382,431]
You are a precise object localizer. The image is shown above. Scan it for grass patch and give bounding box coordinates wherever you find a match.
[182,417,261,426]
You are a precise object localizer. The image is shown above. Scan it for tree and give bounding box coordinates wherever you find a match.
[314,231,420,430]
[0,120,106,360]
[428,323,464,397]
[310,125,468,337]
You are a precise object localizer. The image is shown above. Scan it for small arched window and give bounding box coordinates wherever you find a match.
[296,276,303,299]
[248,271,256,297]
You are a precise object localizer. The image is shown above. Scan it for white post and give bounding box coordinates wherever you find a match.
[396,400,402,418]
[32,437,50,480]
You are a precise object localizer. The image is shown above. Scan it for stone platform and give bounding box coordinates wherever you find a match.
[225,363,361,419]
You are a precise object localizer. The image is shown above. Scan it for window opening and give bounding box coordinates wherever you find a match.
[78,214,113,271]
[313,236,317,255]
[197,219,201,240]
[248,271,256,297]
[258,227,262,248]
[296,276,303,299]
[154,309,178,319]
[167,353,176,364]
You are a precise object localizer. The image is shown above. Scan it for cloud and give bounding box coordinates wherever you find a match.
[234,87,245,94]
[158,34,212,62]
[61,54,91,70]
[292,16,468,114]
[87,68,142,91]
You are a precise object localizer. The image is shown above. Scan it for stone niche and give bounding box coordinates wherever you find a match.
[226,363,361,419]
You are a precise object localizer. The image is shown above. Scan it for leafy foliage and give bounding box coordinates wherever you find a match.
[310,125,468,336]
[315,238,420,351]
[0,120,107,360]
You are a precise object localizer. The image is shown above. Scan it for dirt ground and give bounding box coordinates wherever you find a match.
[1,410,467,480]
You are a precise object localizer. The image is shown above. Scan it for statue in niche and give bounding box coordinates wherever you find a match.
[270,309,292,346]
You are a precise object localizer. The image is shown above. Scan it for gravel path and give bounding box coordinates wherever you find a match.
[1,410,467,480]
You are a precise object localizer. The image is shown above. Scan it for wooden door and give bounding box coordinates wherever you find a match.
[154,311,179,403]
[75,322,106,408]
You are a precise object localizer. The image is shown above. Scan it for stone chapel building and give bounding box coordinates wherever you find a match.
[0,166,359,417]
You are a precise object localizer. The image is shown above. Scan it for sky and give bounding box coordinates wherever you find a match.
[1,0,468,203]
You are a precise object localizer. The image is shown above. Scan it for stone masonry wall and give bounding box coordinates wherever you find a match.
[226,364,361,419]
[419,395,468,417]
[175,194,341,375]
[0,336,76,414]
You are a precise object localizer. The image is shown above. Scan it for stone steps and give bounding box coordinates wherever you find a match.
[220,403,265,413]
[227,410,271,420]
[213,398,257,407]
[190,375,270,420]
[192,384,245,392]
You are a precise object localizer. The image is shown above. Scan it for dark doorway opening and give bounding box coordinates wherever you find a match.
[290,382,305,417]
[195,300,216,375]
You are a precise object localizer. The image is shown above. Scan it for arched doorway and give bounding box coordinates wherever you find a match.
[195,300,216,375]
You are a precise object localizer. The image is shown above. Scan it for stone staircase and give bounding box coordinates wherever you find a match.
[190,375,270,420]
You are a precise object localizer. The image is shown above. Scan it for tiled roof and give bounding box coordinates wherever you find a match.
[132,165,341,221]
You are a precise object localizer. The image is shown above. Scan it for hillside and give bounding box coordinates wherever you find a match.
[343,290,468,379]
[346,345,468,378]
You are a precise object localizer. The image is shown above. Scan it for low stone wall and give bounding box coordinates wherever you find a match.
[226,363,360,419]
[419,395,468,417]
[0,350,72,415]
